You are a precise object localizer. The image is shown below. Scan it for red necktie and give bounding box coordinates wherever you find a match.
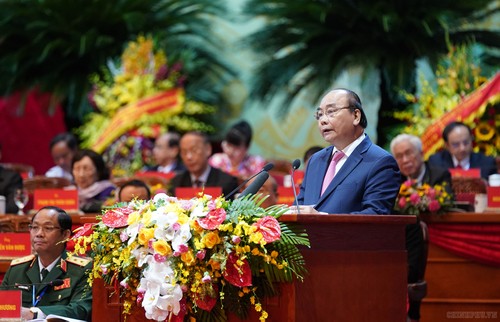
[321,151,345,195]
[456,164,462,169]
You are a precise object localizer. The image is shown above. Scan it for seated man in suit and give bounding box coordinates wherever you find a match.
[0,143,23,213]
[428,121,497,180]
[169,131,239,199]
[243,175,278,209]
[147,132,185,174]
[0,206,92,321]
[390,133,453,322]
[296,88,401,214]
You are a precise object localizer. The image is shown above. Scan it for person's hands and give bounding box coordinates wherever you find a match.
[21,307,34,320]
[286,205,325,214]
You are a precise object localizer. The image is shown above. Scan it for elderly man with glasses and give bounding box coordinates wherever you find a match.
[296,88,401,214]
[0,206,92,321]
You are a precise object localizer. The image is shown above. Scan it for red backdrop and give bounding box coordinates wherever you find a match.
[0,90,67,175]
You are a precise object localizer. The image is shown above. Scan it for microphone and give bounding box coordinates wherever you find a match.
[290,159,301,214]
[238,171,270,199]
[1,279,64,291]
[225,163,274,199]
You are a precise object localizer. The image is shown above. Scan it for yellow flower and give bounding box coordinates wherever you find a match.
[181,251,196,266]
[153,240,172,256]
[474,122,495,141]
[249,231,264,244]
[127,211,141,225]
[138,228,155,246]
[201,231,221,249]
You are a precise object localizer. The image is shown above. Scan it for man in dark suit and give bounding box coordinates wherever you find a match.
[169,131,239,199]
[428,121,497,180]
[0,143,23,213]
[297,88,401,214]
[0,206,92,321]
[390,133,453,322]
[147,132,186,174]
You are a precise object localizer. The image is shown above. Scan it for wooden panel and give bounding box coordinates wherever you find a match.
[421,213,500,322]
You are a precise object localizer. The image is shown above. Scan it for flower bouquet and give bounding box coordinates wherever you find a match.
[78,35,216,177]
[70,193,309,321]
[394,180,453,216]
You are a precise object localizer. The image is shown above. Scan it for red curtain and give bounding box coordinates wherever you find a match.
[0,90,66,175]
[428,223,500,267]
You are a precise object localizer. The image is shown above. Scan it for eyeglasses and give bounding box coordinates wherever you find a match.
[314,106,351,120]
[449,139,471,149]
[28,225,62,233]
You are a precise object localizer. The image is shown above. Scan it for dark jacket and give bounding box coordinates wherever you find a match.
[0,165,23,213]
[169,167,239,200]
[428,150,497,180]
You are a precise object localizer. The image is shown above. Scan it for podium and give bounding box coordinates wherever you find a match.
[92,214,414,322]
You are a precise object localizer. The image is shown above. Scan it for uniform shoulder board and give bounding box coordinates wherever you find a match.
[10,255,35,266]
[66,256,91,267]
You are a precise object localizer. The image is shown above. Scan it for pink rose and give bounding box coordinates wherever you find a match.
[410,193,420,205]
[428,200,441,212]
[398,197,407,209]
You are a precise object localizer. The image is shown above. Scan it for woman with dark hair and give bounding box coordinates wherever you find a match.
[72,149,115,213]
[209,120,266,179]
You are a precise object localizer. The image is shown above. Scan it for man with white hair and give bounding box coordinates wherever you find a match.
[390,133,452,322]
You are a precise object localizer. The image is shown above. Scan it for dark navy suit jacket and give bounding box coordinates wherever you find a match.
[297,135,401,214]
[428,150,497,180]
[169,167,239,199]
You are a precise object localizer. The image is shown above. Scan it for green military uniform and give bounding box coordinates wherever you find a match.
[0,251,92,321]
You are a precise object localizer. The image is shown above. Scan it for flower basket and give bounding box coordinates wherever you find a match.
[394,180,453,216]
[70,193,310,321]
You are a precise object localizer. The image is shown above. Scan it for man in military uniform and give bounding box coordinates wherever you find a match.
[0,206,92,321]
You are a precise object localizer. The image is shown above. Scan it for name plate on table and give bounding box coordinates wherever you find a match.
[277,187,296,206]
[487,186,500,208]
[0,291,21,320]
[33,189,78,211]
[449,168,481,178]
[175,187,222,199]
[0,233,30,259]
[135,171,175,180]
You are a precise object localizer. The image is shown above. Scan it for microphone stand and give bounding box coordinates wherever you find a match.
[225,163,274,199]
[290,159,301,215]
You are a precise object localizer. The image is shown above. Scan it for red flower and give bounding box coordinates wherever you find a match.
[171,297,187,321]
[195,284,218,312]
[197,208,226,230]
[223,252,252,287]
[252,216,281,243]
[398,197,407,209]
[102,207,134,228]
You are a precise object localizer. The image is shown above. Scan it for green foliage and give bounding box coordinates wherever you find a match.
[243,0,499,109]
[0,0,235,122]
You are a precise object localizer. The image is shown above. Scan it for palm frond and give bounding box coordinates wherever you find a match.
[242,0,499,110]
[0,0,235,122]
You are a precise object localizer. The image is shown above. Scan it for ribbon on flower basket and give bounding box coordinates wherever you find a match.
[421,73,500,159]
[92,88,184,153]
